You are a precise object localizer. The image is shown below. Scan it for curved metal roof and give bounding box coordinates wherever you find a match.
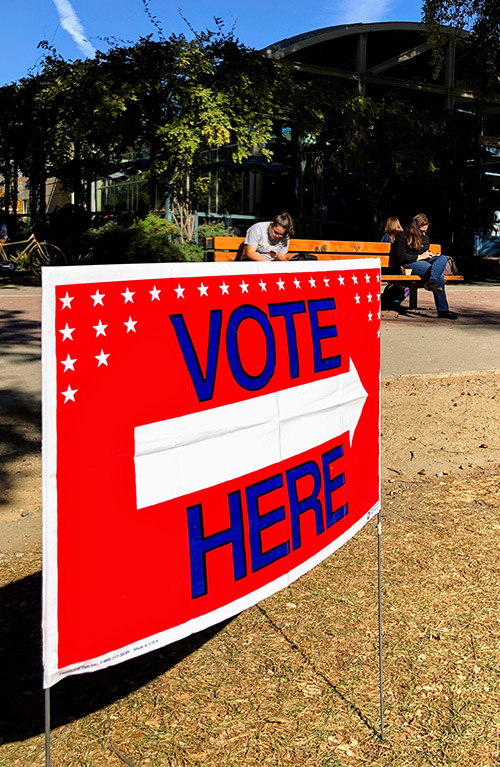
[263,21,467,59]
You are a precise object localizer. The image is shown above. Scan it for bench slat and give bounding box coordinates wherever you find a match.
[383,275,463,282]
[205,236,441,261]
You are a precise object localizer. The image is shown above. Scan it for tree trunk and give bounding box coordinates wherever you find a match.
[73,142,84,210]
[3,167,11,218]
[85,161,93,214]
[149,133,158,211]
[39,169,46,218]
[12,161,18,223]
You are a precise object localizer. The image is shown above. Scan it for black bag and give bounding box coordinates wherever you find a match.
[290,253,318,261]
[234,242,246,261]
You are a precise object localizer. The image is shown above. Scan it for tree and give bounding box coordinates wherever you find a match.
[423,0,499,100]
[151,28,284,240]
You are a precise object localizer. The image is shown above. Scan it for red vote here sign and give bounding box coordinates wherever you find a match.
[42,261,381,687]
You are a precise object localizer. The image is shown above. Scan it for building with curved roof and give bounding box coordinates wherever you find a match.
[256,23,499,257]
[264,21,474,111]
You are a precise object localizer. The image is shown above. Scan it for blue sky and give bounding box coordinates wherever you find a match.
[1,0,424,86]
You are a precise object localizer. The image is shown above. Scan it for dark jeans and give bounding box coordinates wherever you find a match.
[407,255,449,312]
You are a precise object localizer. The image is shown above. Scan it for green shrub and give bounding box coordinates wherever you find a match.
[78,215,201,264]
[196,220,234,243]
[176,242,204,262]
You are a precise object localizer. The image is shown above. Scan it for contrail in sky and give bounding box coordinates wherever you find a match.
[320,0,394,25]
[52,0,95,57]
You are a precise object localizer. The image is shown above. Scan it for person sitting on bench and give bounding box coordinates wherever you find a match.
[0,218,8,244]
[380,216,407,310]
[395,213,458,320]
[241,212,294,261]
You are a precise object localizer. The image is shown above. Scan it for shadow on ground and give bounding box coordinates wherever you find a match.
[0,570,231,744]
[0,302,42,506]
[0,397,40,510]
[388,300,500,325]
[0,306,40,361]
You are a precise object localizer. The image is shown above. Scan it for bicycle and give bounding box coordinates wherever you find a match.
[0,234,66,276]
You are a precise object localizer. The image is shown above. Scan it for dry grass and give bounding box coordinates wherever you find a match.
[1,380,499,766]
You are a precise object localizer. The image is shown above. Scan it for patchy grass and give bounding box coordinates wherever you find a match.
[1,468,499,767]
[2,372,500,766]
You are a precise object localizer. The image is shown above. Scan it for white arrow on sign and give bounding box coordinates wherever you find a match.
[134,359,368,510]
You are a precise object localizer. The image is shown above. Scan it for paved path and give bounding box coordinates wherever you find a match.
[0,286,42,409]
[381,283,500,378]
[1,282,499,410]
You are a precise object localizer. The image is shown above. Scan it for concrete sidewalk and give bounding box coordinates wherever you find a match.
[0,282,499,410]
[380,283,500,378]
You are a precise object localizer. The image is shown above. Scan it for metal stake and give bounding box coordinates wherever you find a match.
[45,687,51,767]
[377,512,385,740]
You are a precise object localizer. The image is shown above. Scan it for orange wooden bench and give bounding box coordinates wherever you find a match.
[204,236,464,310]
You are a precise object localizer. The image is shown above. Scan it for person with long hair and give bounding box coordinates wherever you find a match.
[241,212,295,261]
[381,216,403,244]
[380,217,408,309]
[394,213,458,319]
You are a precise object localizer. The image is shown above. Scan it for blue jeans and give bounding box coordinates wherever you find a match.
[407,255,449,312]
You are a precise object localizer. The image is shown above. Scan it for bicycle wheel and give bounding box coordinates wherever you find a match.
[39,242,66,266]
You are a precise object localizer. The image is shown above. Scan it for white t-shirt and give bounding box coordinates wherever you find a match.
[243,221,289,260]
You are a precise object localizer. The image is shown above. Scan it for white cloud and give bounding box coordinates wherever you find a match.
[320,0,394,26]
[52,0,95,57]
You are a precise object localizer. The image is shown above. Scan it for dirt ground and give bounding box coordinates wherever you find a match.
[1,371,498,556]
[1,372,499,766]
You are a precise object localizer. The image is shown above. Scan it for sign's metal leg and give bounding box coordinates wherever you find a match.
[409,285,418,309]
[377,513,385,741]
[45,687,51,767]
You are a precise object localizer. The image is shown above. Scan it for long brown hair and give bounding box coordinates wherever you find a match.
[406,213,430,250]
[384,216,403,243]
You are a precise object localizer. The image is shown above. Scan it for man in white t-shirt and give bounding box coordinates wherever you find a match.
[242,212,295,261]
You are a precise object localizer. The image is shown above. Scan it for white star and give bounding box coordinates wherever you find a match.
[293,278,301,289]
[338,275,345,286]
[174,284,185,299]
[91,289,105,306]
[62,385,77,403]
[376,274,381,282]
[150,286,161,301]
[367,293,373,302]
[59,292,74,309]
[376,293,381,301]
[121,288,135,303]
[93,320,107,337]
[95,349,110,367]
[377,329,381,338]
[61,354,76,372]
[354,294,361,304]
[259,279,267,292]
[220,281,229,295]
[59,324,75,341]
[198,283,208,297]
[124,317,137,333]
[365,274,371,283]
[277,278,285,290]
[239,280,249,293]
[309,277,316,288]
[323,277,330,287]
[368,312,373,321]
[352,275,358,285]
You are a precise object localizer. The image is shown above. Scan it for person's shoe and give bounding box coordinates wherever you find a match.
[381,300,400,311]
[437,310,459,320]
[424,278,443,294]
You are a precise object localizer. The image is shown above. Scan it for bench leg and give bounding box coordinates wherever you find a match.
[408,285,418,309]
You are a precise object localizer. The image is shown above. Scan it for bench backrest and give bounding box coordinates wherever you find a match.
[204,237,441,264]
